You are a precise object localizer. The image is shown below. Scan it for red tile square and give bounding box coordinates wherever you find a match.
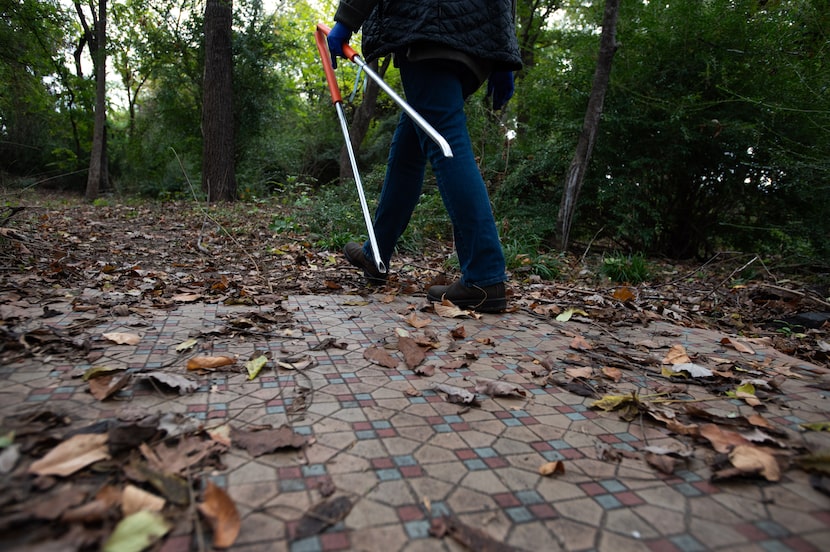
[579,482,606,496]
[691,480,721,494]
[376,428,397,438]
[456,449,477,460]
[450,422,470,431]
[371,457,395,469]
[812,510,830,526]
[399,465,424,478]
[397,505,425,522]
[598,434,621,444]
[158,535,192,552]
[561,448,584,459]
[484,457,509,469]
[615,491,645,506]
[493,492,521,507]
[734,523,767,542]
[278,466,302,479]
[529,503,558,519]
[532,442,553,452]
[781,536,820,552]
[352,421,372,431]
[320,531,351,551]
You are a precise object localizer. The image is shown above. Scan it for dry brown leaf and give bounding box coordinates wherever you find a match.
[102,332,141,345]
[434,301,471,318]
[363,346,398,368]
[645,452,677,474]
[602,366,622,382]
[699,423,752,453]
[432,383,477,405]
[566,366,593,379]
[187,355,235,371]
[414,365,435,377]
[728,445,781,481]
[398,336,426,369]
[404,387,423,397]
[473,378,528,398]
[569,335,592,351]
[450,324,466,339]
[539,461,565,476]
[720,337,756,354]
[172,292,202,302]
[28,433,110,476]
[291,496,353,541]
[198,481,241,548]
[89,371,132,401]
[663,344,691,365]
[231,425,309,456]
[612,287,636,302]
[122,484,166,516]
[404,312,431,329]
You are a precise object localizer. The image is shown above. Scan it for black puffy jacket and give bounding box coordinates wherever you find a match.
[335,0,522,72]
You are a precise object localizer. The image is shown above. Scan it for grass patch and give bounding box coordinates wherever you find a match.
[600,252,651,283]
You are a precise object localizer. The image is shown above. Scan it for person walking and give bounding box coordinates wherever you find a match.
[327,0,522,313]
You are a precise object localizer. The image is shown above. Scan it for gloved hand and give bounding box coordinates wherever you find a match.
[486,71,515,111]
[327,22,353,69]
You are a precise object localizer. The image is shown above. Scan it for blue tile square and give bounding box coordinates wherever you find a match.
[279,479,306,492]
[394,455,417,467]
[755,520,789,538]
[376,468,402,481]
[443,415,464,424]
[404,520,431,539]
[433,424,452,433]
[290,536,322,552]
[515,490,544,505]
[355,393,372,401]
[542,450,565,462]
[474,447,498,458]
[266,406,285,414]
[430,501,451,516]
[548,439,571,450]
[600,480,627,493]
[594,494,622,509]
[328,378,344,384]
[674,483,702,497]
[340,401,358,408]
[371,420,392,429]
[294,426,313,435]
[463,459,488,471]
[616,432,639,442]
[355,430,377,440]
[408,396,426,403]
[565,412,587,421]
[511,410,529,418]
[501,418,522,427]
[302,464,327,477]
[505,506,533,523]
[675,470,702,482]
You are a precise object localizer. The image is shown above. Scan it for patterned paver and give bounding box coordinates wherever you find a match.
[1,293,828,551]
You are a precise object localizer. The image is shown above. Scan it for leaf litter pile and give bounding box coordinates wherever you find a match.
[1,194,829,549]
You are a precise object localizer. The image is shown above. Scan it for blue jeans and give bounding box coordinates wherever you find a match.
[362,57,506,287]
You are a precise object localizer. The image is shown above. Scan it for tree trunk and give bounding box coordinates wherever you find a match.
[85,0,107,201]
[202,0,236,202]
[338,57,391,183]
[556,0,620,250]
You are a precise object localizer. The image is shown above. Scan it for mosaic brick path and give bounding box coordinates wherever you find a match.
[2,294,828,551]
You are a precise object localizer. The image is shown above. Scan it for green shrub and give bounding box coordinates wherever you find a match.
[600,252,651,283]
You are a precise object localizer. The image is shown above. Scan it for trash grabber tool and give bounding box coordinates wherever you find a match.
[315,26,386,275]
[316,23,453,159]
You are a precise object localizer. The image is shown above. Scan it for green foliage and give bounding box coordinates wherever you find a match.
[503,239,562,281]
[600,252,651,284]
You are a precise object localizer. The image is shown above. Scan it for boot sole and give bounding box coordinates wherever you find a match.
[426,292,506,313]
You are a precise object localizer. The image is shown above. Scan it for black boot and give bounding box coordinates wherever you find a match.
[427,281,506,313]
[343,242,388,284]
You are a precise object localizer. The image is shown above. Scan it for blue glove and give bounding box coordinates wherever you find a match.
[486,71,515,110]
[327,22,352,69]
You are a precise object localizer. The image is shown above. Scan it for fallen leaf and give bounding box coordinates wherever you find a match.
[432,383,477,405]
[728,445,781,481]
[612,287,636,302]
[566,366,593,379]
[122,485,166,516]
[645,452,677,474]
[404,312,431,328]
[140,371,199,394]
[231,425,309,456]
[473,378,528,398]
[539,461,565,476]
[198,481,241,548]
[404,387,423,397]
[663,344,691,365]
[245,355,269,380]
[187,355,235,371]
[434,301,472,319]
[569,335,592,350]
[102,332,141,345]
[450,324,466,339]
[414,365,435,377]
[601,366,622,382]
[102,511,171,552]
[363,346,398,368]
[429,514,512,551]
[29,433,110,476]
[175,338,198,352]
[663,363,713,378]
[801,421,830,432]
[398,336,426,369]
[699,423,752,453]
[720,337,755,354]
[291,496,353,541]
[82,365,123,381]
[556,307,589,322]
[89,371,132,400]
[172,292,201,302]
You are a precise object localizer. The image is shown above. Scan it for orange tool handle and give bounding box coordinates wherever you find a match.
[316,23,359,62]
[314,25,341,103]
